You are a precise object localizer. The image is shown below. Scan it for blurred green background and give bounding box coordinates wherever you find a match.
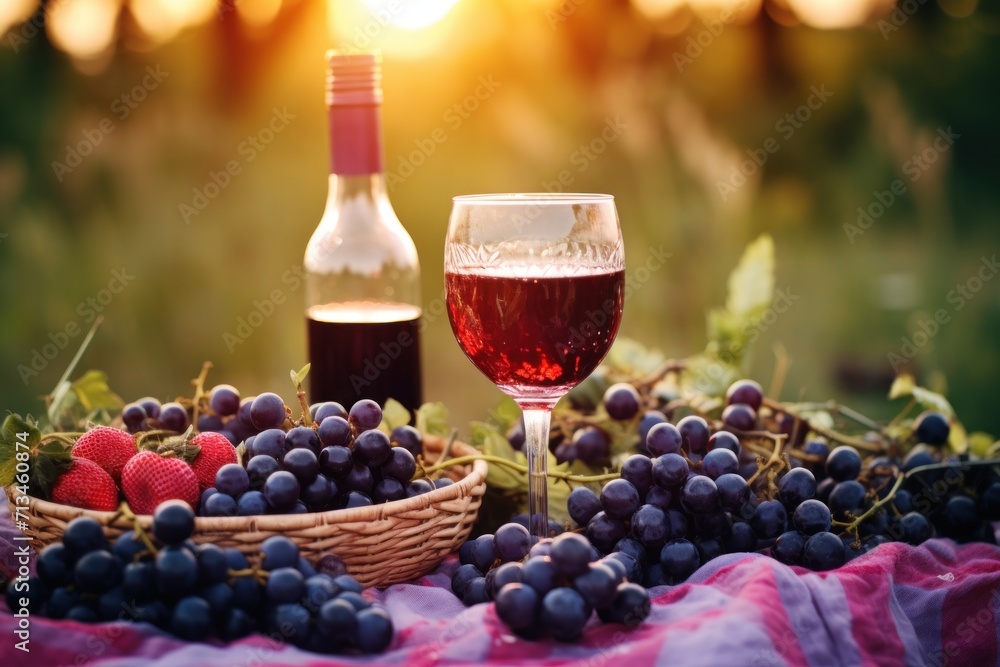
[0,0,997,432]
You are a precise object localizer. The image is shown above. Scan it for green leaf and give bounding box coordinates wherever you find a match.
[482,397,520,434]
[415,402,451,437]
[71,370,124,414]
[888,373,955,418]
[380,399,411,432]
[725,234,775,316]
[604,337,665,376]
[888,373,916,400]
[947,420,968,456]
[475,428,526,491]
[0,414,44,488]
[969,432,996,458]
[47,380,73,428]
[292,363,311,388]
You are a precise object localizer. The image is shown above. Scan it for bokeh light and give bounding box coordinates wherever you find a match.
[47,0,120,60]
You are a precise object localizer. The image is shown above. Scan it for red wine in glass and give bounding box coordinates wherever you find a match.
[446,269,624,403]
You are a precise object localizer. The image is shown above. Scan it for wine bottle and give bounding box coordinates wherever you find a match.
[305,51,422,412]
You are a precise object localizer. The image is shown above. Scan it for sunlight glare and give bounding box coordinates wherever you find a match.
[359,0,462,31]
[48,0,119,59]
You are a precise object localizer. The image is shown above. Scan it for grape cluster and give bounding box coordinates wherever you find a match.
[450,526,651,641]
[197,398,437,516]
[5,502,394,653]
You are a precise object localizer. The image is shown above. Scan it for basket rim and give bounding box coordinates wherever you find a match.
[6,439,488,531]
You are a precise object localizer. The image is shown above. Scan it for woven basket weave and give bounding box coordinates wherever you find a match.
[5,436,487,588]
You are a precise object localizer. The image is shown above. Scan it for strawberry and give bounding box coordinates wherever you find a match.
[72,425,137,483]
[189,431,238,492]
[121,451,200,516]
[51,458,119,512]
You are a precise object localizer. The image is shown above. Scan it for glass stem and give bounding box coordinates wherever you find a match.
[521,407,552,541]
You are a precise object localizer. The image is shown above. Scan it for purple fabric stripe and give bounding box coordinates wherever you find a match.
[771,562,843,667]
[895,582,944,663]
[886,577,929,667]
[793,567,863,667]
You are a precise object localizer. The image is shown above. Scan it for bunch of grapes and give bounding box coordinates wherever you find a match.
[5,503,394,653]
[450,525,650,641]
[553,379,1000,582]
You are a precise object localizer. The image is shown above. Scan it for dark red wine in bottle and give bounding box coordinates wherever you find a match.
[445,269,625,398]
[305,52,423,412]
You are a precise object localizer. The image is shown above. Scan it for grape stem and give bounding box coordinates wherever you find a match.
[189,361,213,429]
[115,502,159,555]
[419,454,621,484]
[763,398,883,452]
[744,432,787,488]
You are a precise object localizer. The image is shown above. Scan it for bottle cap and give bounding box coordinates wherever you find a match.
[326,50,382,106]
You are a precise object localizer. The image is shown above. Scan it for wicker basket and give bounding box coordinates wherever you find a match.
[5,436,487,588]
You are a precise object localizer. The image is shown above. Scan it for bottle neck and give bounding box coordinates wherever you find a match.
[329,103,384,176]
[324,173,388,210]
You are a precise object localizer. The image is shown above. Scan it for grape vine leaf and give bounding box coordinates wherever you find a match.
[604,338,665,376]
[380,399,411,432]
[415,402,452,438]
[888,374,955,417]
[292,363,311,388]
[49,370,123,429]
[471,424,526,491]
[969,432,996,458]
[725,234,775,316]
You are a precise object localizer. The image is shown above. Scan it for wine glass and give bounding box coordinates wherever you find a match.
[444,193,625,539]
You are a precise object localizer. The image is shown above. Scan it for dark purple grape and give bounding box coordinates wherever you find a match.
[645,485,673,510]
[122,403,147,432]
[314,401,349,424]
[585,511,627,554]
[944,495,979,536]
[318,417,352,448]
[250,393,287,431]
[550,533,594,578]
[372,478,405,503]
[349,399,383,431]
[343,463,373,494]
[358,608,396,655]
[283,448,319,484]
[155,545,198,597]
[263,471,301,511]
[613,536,646,562]
[707,431,741,456]
[567,487,602,527]
[603,383,640,421]
[772,530,806,565]
[751,500,788,539]
[382,447,417,482]
[158,402,189,432]
[170,596,213,641]
[521,556,558,595]
[694,535,725,563]
[802,532,845,571]
[646,422,683,457]
[197,543,229,584]
[801,440,830,474]
[247,455,280,490]
[600,479,641,520]
[716,473,749,511]
[406,479,434,497]
[319,445,353,478]
[495,582,538,633]
[237,490,267,516]
[301,474,336,508]
[663,509,690,541]
[900,512,932,544]
[209,384,240,417]
[215,463,250,497]
[639,410,668,451]
[462,577,490,605]
[826,446,862,482]
[204,493,238,516]
[630,504,667,549]
[914,411,950,446]
[792,499,831,535]
[725,379,763,411]
[816,477,835,504]
[659,539,700,583]
[37,544,73,587]
[470,534,498,572]
[572,427,610,464]
[724,521,756,552]
[778,468,817,510]
[721,403,757,432]
[390,424,423,457]
[137,397,162,420]
[260,536,299,571]
[573,562,618,609]
[702,448,739,480]
[451,563,482,596]
[495,523,532,563]
[541,587,591,642]
[434,478,454,489]
[681,475,718,514]
[344,491,373,508]
[677,416,710,457]
[599,582,650,625]
[828,480,867,521]
[73,551,120,594]
[554,440,577,464]
[528,538,553,559]
[152,500,196,545]
[253,429,286,460]
[197,413,225,432]
[285,426,320,454]
[651,453,689,488]
[620,455,652,498]
[901,448,937,472]
[981,483,1000,521]
[491,562,523,593]
[506,418,525,452]
[354,430,392,467]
